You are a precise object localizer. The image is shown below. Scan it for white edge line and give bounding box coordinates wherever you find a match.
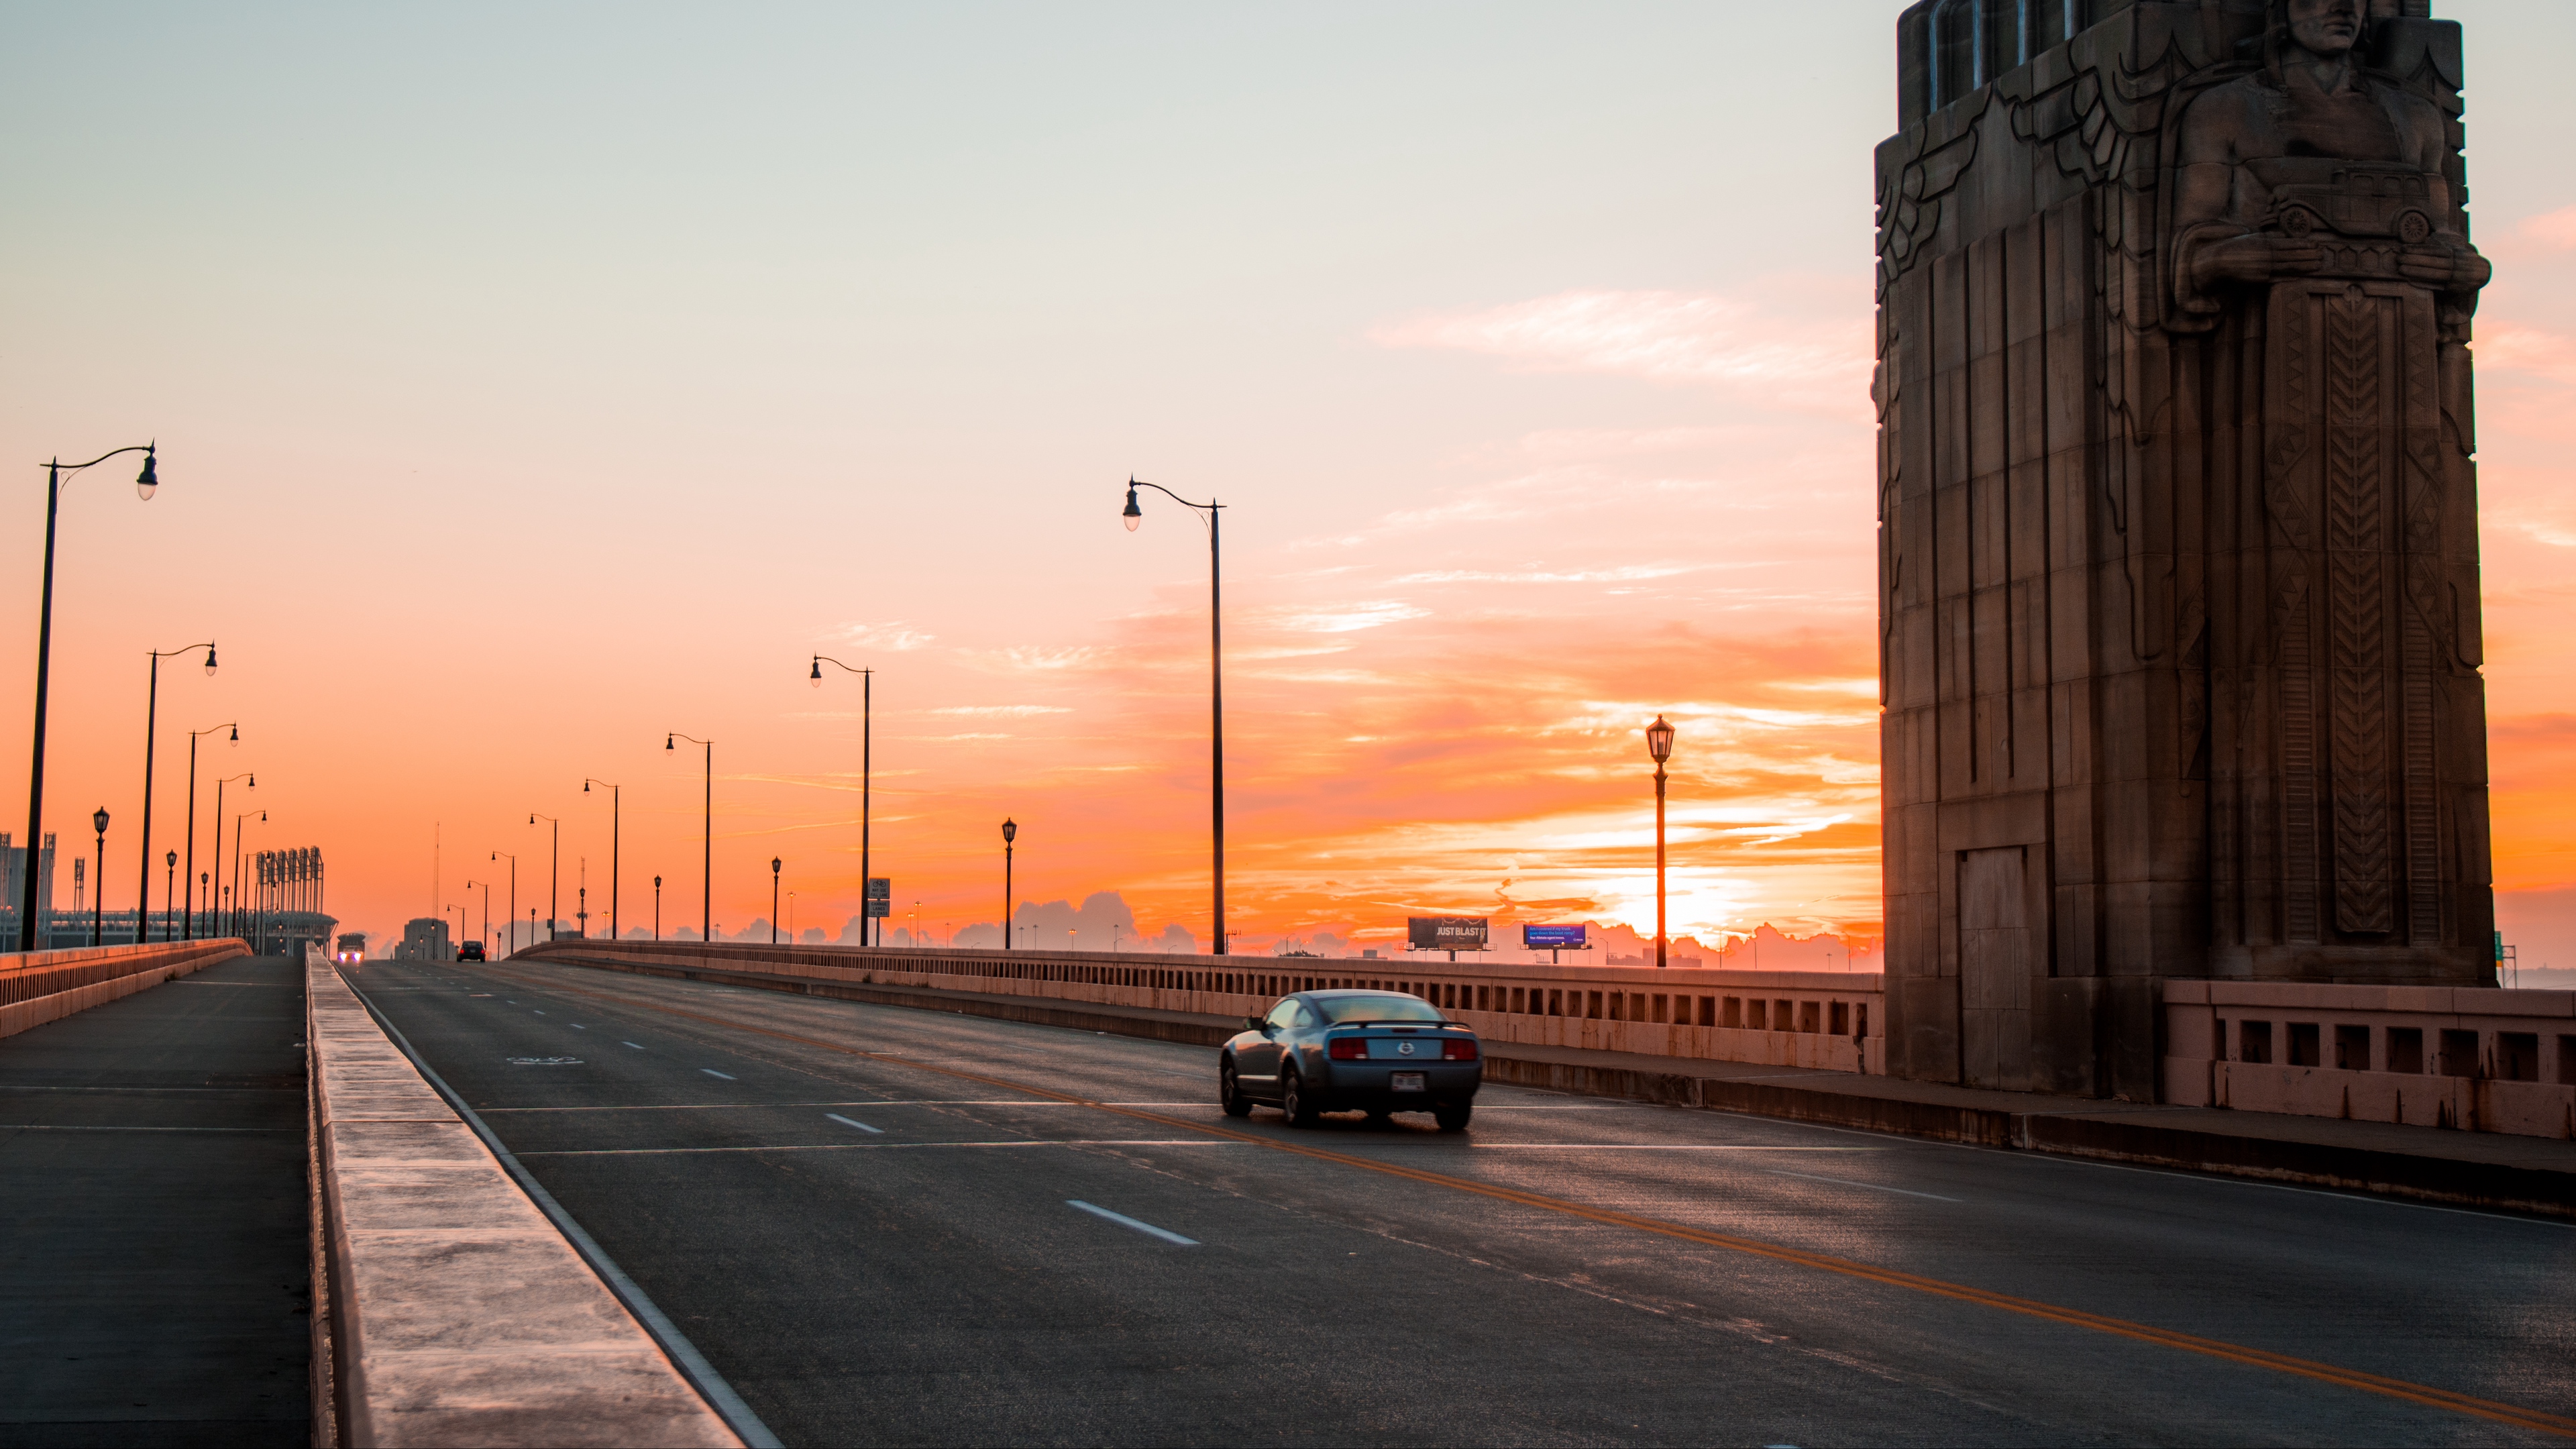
[700,1069,736,1079]
[1067,1199,1199,1245]
[339,969,784,1449]
[519,1140,1228,1157]
[825,1113,885,1134]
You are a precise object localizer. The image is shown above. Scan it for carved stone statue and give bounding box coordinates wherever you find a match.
[1873,0,2493,1099]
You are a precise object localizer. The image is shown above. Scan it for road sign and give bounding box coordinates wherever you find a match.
[865,877,890,918]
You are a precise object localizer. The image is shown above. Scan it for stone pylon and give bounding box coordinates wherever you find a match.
[1874,0,2493,1098]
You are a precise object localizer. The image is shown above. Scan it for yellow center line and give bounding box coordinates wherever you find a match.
[463,963,2576,1439]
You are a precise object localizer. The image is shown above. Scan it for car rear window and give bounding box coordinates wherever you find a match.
[1316,994,1446,1023]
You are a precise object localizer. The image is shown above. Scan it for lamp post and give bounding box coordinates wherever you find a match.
[653,875,662,941]
[808,657,876,945]
[231,810,262,946]
[19,443,161,949]
[1000,818,1017,953]
[209,774,253,939]
[769,857,782,944]
[163,850,176,941]
[667,733,712,944]
[529,812,561,940]
[136,641,215,949]
[786,890,796,944]
[1120,478,1228,956]
[1646,714,1676,970]
[466,877,490,956]
[89,807,109,946]
[584,780,619,941]
[182,724,238,939]
[490,852,518,957]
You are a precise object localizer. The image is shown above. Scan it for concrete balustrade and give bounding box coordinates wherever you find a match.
[518,940,1885,1075]
[0,938,249,1039]
[307,953,740,1446]
[2163,980,2576,1138]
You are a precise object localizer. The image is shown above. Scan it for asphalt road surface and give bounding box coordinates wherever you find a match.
[352,957,2576,1448]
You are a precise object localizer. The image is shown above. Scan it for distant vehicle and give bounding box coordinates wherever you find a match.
[1220,990,1479,1131]
[456,941,487,962]
[333,932,366,965]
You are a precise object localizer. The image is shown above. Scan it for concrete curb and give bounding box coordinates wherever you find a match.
[0,941,250,1040]
[306,954,745,1447]
[531,949,2576,1218]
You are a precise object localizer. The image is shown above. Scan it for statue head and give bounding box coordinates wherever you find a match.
[2271,0,2367,60]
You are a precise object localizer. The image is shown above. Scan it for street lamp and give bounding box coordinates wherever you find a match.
[136,641,215,951]
[231,810,263,945]
[19,443,162,949]
[530,812,561,941]
[490,851,518,957]
[1646,714,1676,970]
[1120,478,1228,955]
[809,656,877,945]
[182,723,238,940]
[769,857,782,944]
[584,779,620,941]
[1001,818,1017,953]
[466,877,491,957]
[163,850,176,940]
[653,874,662,941]
[209,773,254,940]
[667,733,712,945]
[89,806,109,946]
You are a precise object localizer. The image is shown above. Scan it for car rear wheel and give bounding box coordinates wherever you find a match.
[1219,1061,1252,1118]
[1434,1101,1472,1132]
[1281,1069,1320,1127]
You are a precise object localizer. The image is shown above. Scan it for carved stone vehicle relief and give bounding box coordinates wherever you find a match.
[1875,0,2491,1099]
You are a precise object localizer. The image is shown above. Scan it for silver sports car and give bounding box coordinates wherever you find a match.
[1219,989,1481,1130]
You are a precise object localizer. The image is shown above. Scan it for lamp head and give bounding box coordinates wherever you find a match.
[655,875,663,887]
[583,780,590,794]
[228,725,238,744]
[136,447,158,501]
[1002,817,1018,844]
[1122,483,1142,532]
[528,813,535,826]
[166,849,176,867]
[771,857,781,875]
[1646,714,1676,765]
[246,773,255,788]
[203,643,217,677]
[810,657,823,688]
[665,733,675,751]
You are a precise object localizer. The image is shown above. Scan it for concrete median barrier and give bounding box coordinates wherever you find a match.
[306,953,743,1448]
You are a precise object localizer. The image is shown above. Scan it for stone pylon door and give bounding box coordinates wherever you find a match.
[1958,847,2032,1089]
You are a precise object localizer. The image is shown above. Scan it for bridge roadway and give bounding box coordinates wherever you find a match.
[352,957,2576,1446]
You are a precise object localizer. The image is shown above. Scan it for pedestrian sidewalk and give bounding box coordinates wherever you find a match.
[0,953,311,1447]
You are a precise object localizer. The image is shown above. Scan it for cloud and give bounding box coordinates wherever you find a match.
[833,621,936,651]
[1367,288,1871,405]
[1270,601,1429,634]
[2477,324,2576,386]
[2517,205,2576,250]
[928,705,1073,717]
[1391,564,1698,585]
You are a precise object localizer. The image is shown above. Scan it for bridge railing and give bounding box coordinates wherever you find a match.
[2164,979,2576,1138]
[0,938,250,1038]
[517,938,1886,1075]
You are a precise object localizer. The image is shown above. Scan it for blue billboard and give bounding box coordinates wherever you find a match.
[1522,924,1589,950]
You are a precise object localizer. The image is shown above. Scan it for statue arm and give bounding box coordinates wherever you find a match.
[2171,89,2320,325]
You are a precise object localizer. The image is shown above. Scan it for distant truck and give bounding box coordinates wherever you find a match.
[333,932,367,964]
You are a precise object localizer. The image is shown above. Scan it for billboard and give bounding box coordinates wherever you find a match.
[865,877,891,918]
[1521,924,1589,950]
[1407,916,1488,951]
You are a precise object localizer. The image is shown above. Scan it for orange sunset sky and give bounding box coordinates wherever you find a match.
[3,3,2572,975]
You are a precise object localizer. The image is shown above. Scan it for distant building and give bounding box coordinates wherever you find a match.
[0,832,58,951]
[396,918,453,962]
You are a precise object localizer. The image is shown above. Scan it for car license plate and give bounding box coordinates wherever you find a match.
[1390,1071,1427,1092]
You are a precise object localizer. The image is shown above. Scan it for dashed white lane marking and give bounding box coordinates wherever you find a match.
[1764,1168,1961,1202]
[1470,1145,1882,1152]
[623,1042,645,1051]
[571,1024,587,1030]
[701,1069,737,1080]
[1067,1199,1199,1246]
[826,1113,885,1134]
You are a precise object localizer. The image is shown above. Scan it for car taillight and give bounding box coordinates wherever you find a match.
[1442,1038,1479,1061]
[1328,1038,1368,1060]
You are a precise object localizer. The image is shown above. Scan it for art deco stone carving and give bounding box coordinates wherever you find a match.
[1875,0,2492,1097]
